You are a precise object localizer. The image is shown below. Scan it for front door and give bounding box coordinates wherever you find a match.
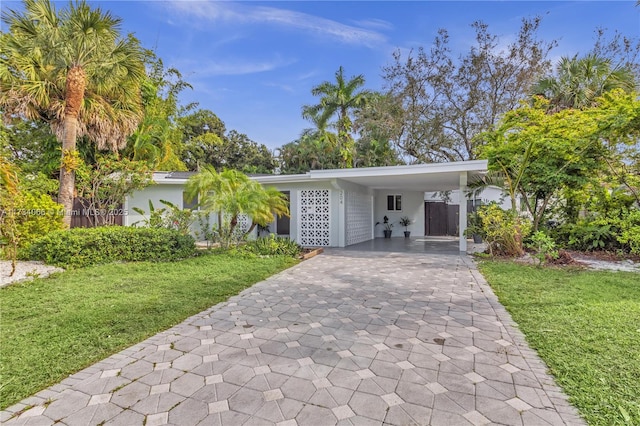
[425,202,448,236]
[276,191,290,235]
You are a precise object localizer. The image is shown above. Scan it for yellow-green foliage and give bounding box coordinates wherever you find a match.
[478,203,531,257]
[614,210,640,255]
[0,157,20,265]
[14,192,65,249]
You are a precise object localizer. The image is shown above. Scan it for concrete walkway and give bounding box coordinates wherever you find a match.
[2,250,584,425]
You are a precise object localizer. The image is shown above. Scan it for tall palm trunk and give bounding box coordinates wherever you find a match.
[58,66,86,228]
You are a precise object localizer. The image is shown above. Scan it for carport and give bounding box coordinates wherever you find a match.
[343,236,461,255]
[255,160,489,252]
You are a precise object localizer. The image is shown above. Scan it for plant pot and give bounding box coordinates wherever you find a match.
[383,230,392,238]
[472,234,483,243]
[404,231,411,238]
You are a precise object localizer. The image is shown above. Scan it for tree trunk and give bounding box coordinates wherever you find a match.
[58,117,78,228]
[244,222,257,238]
[58,66,86,228]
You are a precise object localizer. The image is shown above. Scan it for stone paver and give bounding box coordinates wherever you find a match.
[1,248,585,425]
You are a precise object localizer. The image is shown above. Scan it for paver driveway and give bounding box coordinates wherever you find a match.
[2,249,584,425]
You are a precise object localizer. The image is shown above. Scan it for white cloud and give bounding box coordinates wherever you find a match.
[174,56,296,77]
[164,1,387,48]
[263,81,295,93]
[350,18,394,31]
[296,70,320,81]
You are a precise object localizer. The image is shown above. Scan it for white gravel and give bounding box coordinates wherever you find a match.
[0,261,64,287]
[573,257,640,273]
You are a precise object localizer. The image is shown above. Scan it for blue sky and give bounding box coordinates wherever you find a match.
[3,1,639,150]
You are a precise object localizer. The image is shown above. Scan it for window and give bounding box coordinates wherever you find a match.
[183,192,198,211]
[387,195,402,211]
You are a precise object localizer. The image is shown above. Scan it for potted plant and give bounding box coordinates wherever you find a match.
[465,211,484,243]
[399,216,412,238]
[376,215,393,238]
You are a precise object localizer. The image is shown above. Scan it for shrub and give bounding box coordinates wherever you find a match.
[564,220,616,251]
[27,226,196,268]
[559,208,640,254]
[240,235,302,257]
[613,210,640,255]
[194,212,217,247]
[14,192,64,249]
[477,203,531,257]
[132,199,195,235]
[526,231,559,266]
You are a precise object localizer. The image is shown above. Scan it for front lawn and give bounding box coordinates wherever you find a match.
[0,252,297,410]
[479,261,640,426]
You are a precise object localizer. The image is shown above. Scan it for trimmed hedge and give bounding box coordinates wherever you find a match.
[26,226,196,268]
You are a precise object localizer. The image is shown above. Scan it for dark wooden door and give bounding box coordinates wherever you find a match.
[447,204,459,236]
[425,202,448,236]
[276,191,290,235]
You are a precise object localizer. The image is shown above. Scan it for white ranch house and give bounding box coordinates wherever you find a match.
[125,161,492,252]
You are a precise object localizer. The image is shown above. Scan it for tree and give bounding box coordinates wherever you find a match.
[75,154,151,226]
[302,66,371,137]
[0,156,20,275]
[532,54,636,112]
[383,18,555,163]
[1,0,146,227]
[126,53,192,171]
[224,130,276,174]
[185,167,288,247]
[180,110,275,173]
[353,92,405,167]
[242,185,289,237]
[302,66,371,167]
[0,119,59,177]
[480,90,640,231]
[277,130,342,174]
[178,109,227,142]
[590,27,640,83]
[0,154,64,274]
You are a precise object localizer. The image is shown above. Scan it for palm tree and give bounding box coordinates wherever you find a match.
[185,167,289,247]
[0,0,146,227]
[302,66,371,146]
[532,54,636,111]
[242,185,289,238]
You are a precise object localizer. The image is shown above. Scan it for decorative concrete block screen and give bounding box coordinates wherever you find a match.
[233,213,249,236]
[346,192,373,246]
[299,189,331,246]
[223,213,250,238]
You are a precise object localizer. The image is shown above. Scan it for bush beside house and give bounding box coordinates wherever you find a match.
[27,227,196,268]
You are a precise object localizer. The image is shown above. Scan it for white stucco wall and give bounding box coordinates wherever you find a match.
[373,190,425,238]
[125,183,257,240]
[127,177,478,247]
[125,183,185,227]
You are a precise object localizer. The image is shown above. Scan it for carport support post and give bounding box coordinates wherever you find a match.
[459,172,468,252]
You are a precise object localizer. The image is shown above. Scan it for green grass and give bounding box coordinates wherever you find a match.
[0,252,297,410]
[479,261,640,426]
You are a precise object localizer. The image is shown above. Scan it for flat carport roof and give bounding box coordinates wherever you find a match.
[255,160,488,192]
[255,160,489,252]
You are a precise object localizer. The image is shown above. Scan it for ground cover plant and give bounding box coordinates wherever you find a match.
[239,234,303,257]
[0,252,297,410]
[479,261,640,425]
